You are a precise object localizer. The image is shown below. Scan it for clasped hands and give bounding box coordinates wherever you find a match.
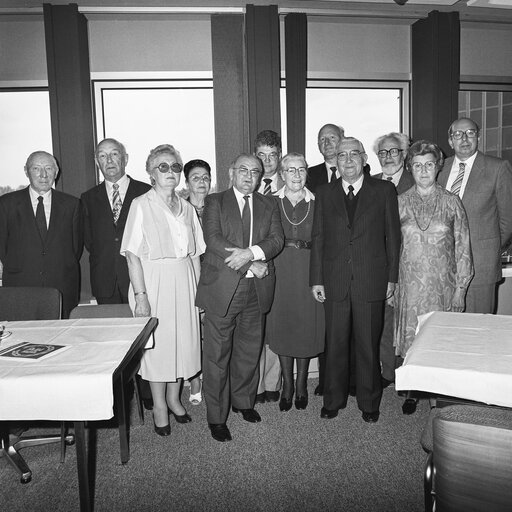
[225,247,268,279]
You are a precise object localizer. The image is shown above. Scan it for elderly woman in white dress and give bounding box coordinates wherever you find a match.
[121,144,205,436]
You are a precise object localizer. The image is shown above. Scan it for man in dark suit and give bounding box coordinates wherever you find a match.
[310,137,400,423]
[196,153,284,442]
[372,132,414,389]
[81,138,151,304]
[253,129,284,404]
[437,117,512,314]
[0,151,82,318]
[307,124,345,193]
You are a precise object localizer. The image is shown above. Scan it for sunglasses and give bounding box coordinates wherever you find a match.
[154,162,183,174]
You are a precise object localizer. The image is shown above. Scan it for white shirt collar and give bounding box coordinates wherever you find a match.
[342,174,364,195]
[104,173,129,194]
[275,185,314,202]
[382,167,404,186]
[454,151,478,170]
[29,186,52,203]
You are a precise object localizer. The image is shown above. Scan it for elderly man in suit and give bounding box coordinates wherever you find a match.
[310,137,400,423]
[196,153,284,442]
[253,129,284,404]
[373,132,414,388]
[437,117,512,314]
[0,151,82,318]
[307,124,345,193]
[81,138,151,304]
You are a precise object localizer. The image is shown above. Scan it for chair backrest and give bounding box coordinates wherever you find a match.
[433,405,512,512]
[69,304,133,319]
[0,286,62,320]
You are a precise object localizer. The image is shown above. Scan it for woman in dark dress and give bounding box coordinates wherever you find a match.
[267,153,325,411]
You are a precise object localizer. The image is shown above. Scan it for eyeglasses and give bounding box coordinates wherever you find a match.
[284,167,307,175]
[97,150,122,161]
[377,148,402,159]
[411,161,437,172]
[189,175,211,183]
[257,152,279,161]
[450,129,478,140]
[236,166,262,178]
[337,150,363,161]
[154,162,183,174]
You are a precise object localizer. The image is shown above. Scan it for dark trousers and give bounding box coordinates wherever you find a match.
[324,294,384,413]
[379,303,399,382]
[202,279,264,425]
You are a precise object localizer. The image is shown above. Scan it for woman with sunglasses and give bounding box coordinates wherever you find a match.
[121,144,205,436]
[394,140,473,414]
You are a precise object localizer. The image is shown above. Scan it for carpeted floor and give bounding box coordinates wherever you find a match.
[1,381,429,512]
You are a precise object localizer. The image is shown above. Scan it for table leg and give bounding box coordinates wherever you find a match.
[74,421,91,512]
[114,373,130,464]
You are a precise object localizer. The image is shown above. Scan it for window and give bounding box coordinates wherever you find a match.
[304,82,408,174]
[94,79,216,190]
[0,89,52,194]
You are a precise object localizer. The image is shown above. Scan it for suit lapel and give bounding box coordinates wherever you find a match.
[118,177,136,226]
[21,187,45,244]
[463,151,484,200]
[225,188,244,246]
[331,179,348,219]
[45,190,60,247]
[353,175,375,224]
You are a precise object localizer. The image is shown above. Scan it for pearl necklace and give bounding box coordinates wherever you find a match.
[280,197,310,226]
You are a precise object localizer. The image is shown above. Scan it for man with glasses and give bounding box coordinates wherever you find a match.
[438,118,512,313]
[253,130,284,405]
[373,132,414,389]
[310,137,400,423]
[196,154,284,442]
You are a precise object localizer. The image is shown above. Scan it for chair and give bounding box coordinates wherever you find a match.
[69,304,144,424]
[0,286,74,483]
[423,404,512,512]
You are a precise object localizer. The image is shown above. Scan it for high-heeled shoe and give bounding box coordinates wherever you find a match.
[295,395,308,410]
[279,397,293,412]
[168,408,192,424]
[154,423,171,436]
[189,383,202,405]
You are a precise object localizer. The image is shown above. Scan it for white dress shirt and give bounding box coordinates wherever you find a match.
[29,187,52,228]
[257,172,280,194]
[445,152,478,198]
[104,174,130,210]
[342,174,364,196]
[381,167,404,187]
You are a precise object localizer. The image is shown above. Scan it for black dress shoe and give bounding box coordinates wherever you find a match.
[143,398,154,411]
[168,409,192,424]
[314,384,324,396]
[231,407,261,423]
[255,392,267,404]
[381,377,394,389]
[362,411,380,423]
[279,397,293,412]
[320,407,338,419]
[154,424,171,436]
[265,391,280,402]
[294,395,308,410]
[402,398,418,415]
[208,423,232,442]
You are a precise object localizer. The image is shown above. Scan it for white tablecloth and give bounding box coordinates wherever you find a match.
[395,311,512,408]
[0,318,152,421]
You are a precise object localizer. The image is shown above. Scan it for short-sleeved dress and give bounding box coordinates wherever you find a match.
[394,184,473,357]
[267,188,325,358]
[121,188,205,381]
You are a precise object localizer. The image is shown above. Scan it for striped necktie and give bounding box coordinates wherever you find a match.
[451,163,466,197]
[263,178,272,196]
[112,183,123,224]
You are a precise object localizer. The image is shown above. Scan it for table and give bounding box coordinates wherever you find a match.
[395,311,512,408]
[0,316,158,511]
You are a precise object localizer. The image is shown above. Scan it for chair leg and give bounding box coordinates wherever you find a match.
[424,452,435,512]
[132,376,144,425]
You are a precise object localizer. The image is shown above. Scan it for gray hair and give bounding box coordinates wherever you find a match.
[339,137,366,154]
[25,151,58,171]
[279,152,308,173]
[373,132,410,156]
[145,144,183,174]
[406,140,444,170]
[95,138,127,158]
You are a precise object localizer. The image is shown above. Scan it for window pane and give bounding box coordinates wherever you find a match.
[305,88,401,174]
[99,86,216,190]
[0,90,52,194]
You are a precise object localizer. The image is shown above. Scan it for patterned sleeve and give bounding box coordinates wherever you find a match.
[452,195,474,289]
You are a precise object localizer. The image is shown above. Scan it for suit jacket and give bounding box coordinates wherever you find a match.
[307,163,329,193]
[437,151,512,285]
[0,187,83,316]
[310,175,401,302]
[196,188,284,317]
[373,170,415,195]
[81,177,151,299]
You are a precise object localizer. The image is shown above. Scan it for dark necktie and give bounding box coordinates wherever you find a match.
[36,196,47,240]
[242,195,251,248]
[330,167,337,182]
[263,178,272,196]
[112,183,123,224]
[347,185,355,201]
[451,163,466,196]
[386,176,393,182]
